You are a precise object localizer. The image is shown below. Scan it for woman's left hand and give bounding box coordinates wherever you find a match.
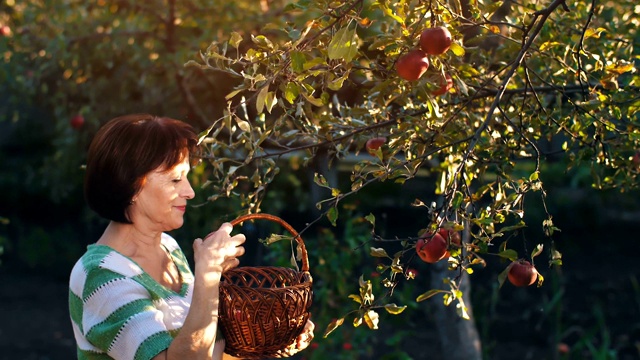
[275,319,315,357]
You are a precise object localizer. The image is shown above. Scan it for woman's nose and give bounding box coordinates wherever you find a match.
[183,180,195,199]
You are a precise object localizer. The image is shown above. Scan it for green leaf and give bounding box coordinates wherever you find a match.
[323,318,344,338]
[531,244,544,259]
[328,25,359,62]
[313,173,328,187]
[284,82,299,104]
[327,73,348,91]
[264,91,276,113]
[327,207,338,226]
[416,289,449,302]
[229,32,243,48]
[384,303,407,315]
[290,51,306,73]
[550,249,563,267]
[255,86,268,114]
[370,247,389,258]
[251,34,273,49]
[497,221,527,234]
[452,191,464,209]
[497,263,511,289]
[364,213,375,227]
[301,92,324,107]
[497,249,518,261]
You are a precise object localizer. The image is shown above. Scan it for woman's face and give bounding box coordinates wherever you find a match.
[129,156,195,232]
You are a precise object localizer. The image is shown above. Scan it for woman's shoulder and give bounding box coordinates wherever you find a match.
[69,244,146,299]
[70,245,146,284]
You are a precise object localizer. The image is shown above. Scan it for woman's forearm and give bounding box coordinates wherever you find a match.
[165,265,224,359]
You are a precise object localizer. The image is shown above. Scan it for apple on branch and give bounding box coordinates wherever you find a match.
[70,114,85,129]
[420,26,453,56]
[432,73,453,96]
[365,137,387,155]
[507,260,539,287]
[396,49,429,81]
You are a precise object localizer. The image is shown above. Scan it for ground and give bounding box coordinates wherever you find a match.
[0,272,76,360]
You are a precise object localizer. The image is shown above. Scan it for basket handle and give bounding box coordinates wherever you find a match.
[230,213,309,273]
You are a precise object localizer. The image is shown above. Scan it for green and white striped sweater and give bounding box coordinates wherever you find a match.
[69,233,194,360]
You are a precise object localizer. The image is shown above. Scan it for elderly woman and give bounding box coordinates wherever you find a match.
[69,114,314,360]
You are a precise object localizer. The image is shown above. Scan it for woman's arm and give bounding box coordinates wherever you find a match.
[152,223,245,360]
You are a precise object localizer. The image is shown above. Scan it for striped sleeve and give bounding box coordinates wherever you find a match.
[70,248,174,360]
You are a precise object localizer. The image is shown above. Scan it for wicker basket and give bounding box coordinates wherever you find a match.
[219,213,313,359]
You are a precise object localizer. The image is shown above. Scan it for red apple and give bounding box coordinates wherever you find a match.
[432,73,453,96]
[416,232,447,263]
[70,114,85,129]
[0,25,11,37]
[420,26,452,55]
[396,49,429,81]
[507,260,539,287]
[438,228,462,258]
[365,137,386,154]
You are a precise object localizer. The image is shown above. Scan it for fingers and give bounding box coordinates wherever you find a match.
[204,223,246,247]
[304,319,315,332]
[217,222,234,236]
[290,319,315,352]
[194,222,247,272]
[220,257,240,272]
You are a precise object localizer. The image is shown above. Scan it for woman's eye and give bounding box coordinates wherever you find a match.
[172,178,181,183]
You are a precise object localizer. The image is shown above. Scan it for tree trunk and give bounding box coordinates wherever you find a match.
[429,228,483,360]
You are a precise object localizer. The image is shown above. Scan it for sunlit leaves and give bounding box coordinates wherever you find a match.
[327,24,359,62]
[416,289,448,302]
[605,59,636,75]
[229,32,243,49]
[323,318,344,338]
[384,303,407,315]
[363,309,379,330]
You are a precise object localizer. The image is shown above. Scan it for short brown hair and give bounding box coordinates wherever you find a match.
[84,114,198,223]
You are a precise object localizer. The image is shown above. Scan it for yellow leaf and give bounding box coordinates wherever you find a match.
[363,310,379,330]
[353,316,363,328]
[449,42,465,57]
[384,303,407,315]
[584,27,606,39]
[539,41,561,52]
[348,294,362,304]
[323,318,344,338]
[605,60,635,75]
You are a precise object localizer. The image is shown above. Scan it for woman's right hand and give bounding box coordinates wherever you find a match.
[193,222,246,273]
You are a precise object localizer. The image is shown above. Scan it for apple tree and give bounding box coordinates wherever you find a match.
[187,0,639,347]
